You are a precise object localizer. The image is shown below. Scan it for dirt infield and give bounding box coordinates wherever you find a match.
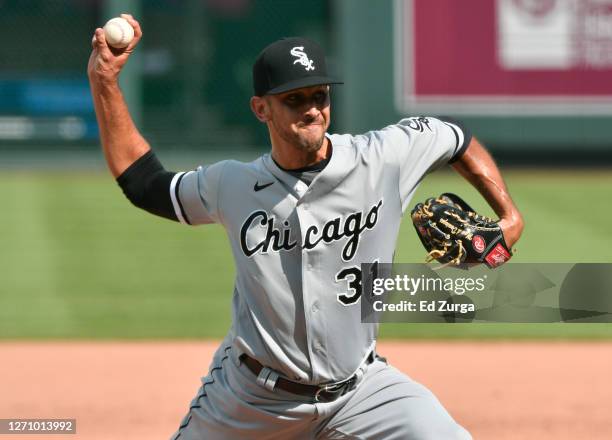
[1,341,611,439]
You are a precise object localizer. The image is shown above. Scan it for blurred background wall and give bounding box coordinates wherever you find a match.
[1,0,611,340]
[1,0,610,164]
[0,0,333,157]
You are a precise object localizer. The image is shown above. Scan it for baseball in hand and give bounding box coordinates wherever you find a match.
[103,17,134,49]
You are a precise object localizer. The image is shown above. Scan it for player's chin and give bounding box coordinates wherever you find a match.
[299,130,325,151]
[297,131,325,152]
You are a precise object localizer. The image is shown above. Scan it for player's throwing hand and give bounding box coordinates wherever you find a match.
[87,13,142,86]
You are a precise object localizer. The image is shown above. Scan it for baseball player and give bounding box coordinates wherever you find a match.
[88,15,524,440]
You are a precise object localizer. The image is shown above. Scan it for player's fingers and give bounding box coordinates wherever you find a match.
[93,28,108,50]
[92,28,101,49]
[120,13,142,43]
[120,13,140,34]
[93,28,118,63]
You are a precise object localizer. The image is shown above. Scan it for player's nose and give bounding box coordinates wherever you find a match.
[303,104,320,121]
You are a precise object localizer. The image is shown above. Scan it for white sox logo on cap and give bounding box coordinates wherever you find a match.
[290,46,315,71]
[253,37,341,96]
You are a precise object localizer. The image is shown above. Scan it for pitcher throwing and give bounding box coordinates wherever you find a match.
[88,14,524,439]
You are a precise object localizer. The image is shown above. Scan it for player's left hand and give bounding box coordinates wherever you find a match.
[411,193,515,268]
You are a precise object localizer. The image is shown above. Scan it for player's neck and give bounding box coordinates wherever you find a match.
[271,136,331,170]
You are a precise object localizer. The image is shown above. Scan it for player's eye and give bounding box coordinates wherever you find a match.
[313,91,328,105]
[284,94,303,107]
[282,90,327,109]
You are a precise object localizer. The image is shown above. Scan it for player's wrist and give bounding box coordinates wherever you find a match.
[498,214,524,248]
[88,68,123,90]
[89,77,122,97]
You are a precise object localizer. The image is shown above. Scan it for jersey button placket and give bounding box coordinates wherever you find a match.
[298,202,327,382]
[296,203,318,381]
[305,255,329,382]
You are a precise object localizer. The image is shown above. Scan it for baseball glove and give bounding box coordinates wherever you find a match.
[411,193,512,268]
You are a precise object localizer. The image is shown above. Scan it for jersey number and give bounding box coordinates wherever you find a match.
[335,261,379,306]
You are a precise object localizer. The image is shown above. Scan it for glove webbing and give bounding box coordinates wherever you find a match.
[426,239,465,266]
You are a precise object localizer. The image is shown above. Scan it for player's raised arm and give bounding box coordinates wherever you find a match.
[87,14,149,178]
[87,15,187,223]
[451,137,524,248]
[87,15,225,225]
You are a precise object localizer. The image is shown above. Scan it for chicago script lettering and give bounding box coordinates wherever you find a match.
[240,211,298,256]
[239,200,383,261]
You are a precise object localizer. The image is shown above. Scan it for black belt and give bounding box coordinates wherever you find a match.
[239,352,374,403]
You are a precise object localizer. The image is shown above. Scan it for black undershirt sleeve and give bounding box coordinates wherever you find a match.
[438,116,473,163]
[116,150,179,222]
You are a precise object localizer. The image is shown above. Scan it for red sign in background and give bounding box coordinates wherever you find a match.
[410,0,612,97]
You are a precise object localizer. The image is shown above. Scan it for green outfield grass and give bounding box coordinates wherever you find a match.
[1,168,611,339]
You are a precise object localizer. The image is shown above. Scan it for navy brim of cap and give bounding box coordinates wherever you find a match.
[265,76,343,95]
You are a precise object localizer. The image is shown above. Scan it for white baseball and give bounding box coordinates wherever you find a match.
[103,17,134,49]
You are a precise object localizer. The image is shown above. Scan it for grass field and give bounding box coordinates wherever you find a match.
[1,168,611,339]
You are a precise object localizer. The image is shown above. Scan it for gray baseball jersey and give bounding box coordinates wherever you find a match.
[170,116,469,385]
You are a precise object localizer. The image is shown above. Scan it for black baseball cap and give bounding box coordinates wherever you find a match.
[253,37,342,97]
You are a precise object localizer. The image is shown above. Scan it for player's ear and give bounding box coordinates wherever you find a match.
[250,96,270,122]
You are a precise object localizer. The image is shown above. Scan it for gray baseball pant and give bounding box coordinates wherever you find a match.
[171,344,471,440]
